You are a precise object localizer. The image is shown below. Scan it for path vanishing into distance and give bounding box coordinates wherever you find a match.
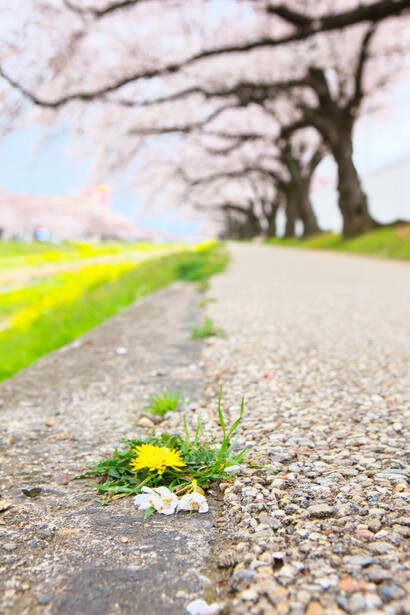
[1,243,409,614]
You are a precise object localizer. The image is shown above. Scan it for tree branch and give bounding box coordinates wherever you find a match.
[350,24,378,111]
[183,165,281,190]
[114,79,311,112]
[202,130,269,141]
[65,0,410,26]
[63,0,159,18]
[221,203,253,215]
[306,144,326,180]
[127,102,239,135]
[2,0,408,108]
[266,3,312,27]
[266,0,410,31]
[279,119,313,141]
[0,63,186,108]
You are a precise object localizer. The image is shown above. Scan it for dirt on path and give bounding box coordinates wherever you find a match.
[0,282,216,615]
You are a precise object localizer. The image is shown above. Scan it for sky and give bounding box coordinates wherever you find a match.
[0,76,409,236]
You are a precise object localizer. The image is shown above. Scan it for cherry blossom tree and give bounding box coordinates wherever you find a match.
[0,190,139,240]
[118,15,409,237]
[1,0,409,237]
[168,123,324,237]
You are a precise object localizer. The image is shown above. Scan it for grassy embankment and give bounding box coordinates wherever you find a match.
[266,224,410,261]
[0,241,228,381]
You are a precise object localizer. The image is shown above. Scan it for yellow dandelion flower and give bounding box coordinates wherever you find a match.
[130,443,185,475]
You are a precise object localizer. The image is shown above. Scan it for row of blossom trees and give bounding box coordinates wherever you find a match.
[1,1,409,238]
[0,190,140,240]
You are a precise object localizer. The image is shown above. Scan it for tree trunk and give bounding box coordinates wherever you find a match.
[242,210,262,238]
[284,191,297,238]
[222,205,262,239]
[332,133,377,238]
[297,188,321,237]
[265,203,279,238]
[281,145,321,238]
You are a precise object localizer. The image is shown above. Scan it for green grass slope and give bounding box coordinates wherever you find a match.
[266,224,410,261]
[0,243,228,382]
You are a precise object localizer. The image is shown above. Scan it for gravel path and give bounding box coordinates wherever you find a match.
[199,243,410,614]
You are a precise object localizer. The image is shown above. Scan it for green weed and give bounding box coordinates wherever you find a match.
[176,243,228,283]
[198,297,216,308]
[190,316,225,339]
[78,395,246,501]
[145,390,181,416]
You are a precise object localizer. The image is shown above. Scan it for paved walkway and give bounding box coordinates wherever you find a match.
[0,283,214,615]
[202,244,410,613]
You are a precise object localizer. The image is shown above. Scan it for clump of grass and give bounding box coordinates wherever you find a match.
[177,242,228,293]
[177,243,228,283]
[198,297,216,309]
[190,316,225,339]
[145,390,181,416]
[197,279,209,293]
[78,396,246,501]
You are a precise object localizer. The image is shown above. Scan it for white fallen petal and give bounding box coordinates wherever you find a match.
[134,486,178,515]
[153,487,179,514]
[154,486,176,498]
[186,598,220,614]
[176,494,192,511]
[156,500,178,515]
[177,492,209,513]
[141,487,156,495]
[198,501,209,513]
[133,494,154,510]
[115,346,127,355]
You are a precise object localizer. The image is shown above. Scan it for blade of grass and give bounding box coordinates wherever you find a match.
[183,416,190,444]
[194,415,203,445]
[227,397,245,440]
[217,390,226,439]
